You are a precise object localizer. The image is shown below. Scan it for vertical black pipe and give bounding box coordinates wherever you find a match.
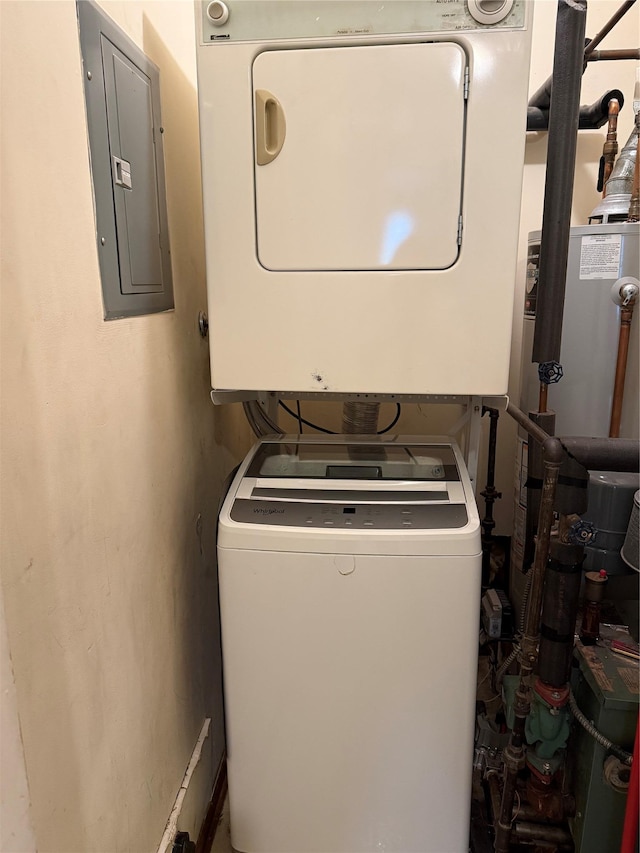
[524,411,556,569]
[538,541,585,686]
[481,407,501,588]
[532,0,588,364]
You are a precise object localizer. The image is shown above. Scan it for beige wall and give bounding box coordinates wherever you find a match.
[0,1,253,850]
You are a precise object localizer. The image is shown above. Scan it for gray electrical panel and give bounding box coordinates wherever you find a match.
[77,0,173,319]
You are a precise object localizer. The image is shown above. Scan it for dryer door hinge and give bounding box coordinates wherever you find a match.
[464,67,470,100]
[457,214,463,245]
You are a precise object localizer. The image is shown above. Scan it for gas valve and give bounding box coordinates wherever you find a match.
[568,519,597,546]
[538,361,564,384]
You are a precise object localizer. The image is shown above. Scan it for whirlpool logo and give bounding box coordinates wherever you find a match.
[253,507,285,515]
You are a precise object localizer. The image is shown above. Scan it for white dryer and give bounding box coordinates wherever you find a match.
[218,435,481,852]
[195,1,533,396]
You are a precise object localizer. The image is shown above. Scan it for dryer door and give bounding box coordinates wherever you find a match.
[252,41,467,273]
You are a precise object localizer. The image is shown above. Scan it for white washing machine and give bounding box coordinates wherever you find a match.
[195,0,533,396]
[218,435,481,852]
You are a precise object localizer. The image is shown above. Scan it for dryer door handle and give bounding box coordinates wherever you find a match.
[255,89,286,165]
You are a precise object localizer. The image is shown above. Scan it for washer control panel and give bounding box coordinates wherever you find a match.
[230,499,469,529]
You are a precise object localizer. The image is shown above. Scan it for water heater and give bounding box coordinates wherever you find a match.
[195,0,533,396]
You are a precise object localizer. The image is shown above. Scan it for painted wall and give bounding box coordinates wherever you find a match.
[0,1,253,850]
[0,583,36,853]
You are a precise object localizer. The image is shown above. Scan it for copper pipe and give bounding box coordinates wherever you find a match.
[587,48,640,61]
[602,98,620,194]
[584,0,638,59]
[538,381,548,414]
[609,303,635,437]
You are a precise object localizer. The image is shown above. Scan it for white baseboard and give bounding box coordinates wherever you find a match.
[156,718,212,853]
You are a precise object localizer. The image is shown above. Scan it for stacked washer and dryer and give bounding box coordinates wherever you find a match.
[195,2,533,850]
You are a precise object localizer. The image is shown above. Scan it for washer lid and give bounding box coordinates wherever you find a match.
[245,440,460,482]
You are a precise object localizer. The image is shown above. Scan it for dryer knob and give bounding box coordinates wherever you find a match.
[467,0,514,25]
[207,1,229,26]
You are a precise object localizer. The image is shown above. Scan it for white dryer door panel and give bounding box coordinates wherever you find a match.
[253,42,466,271]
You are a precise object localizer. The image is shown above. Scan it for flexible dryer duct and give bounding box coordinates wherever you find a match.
[342,402,380,434]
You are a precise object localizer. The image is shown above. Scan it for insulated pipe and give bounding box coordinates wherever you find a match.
[532,0,588,365]
[538,538,585,686]
[525,410,556,567]
[506,404,640,474]
[558,437,639,471]
[526,90,625,131]
[527,0,635,117]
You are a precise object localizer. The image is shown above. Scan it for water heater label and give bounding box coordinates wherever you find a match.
[579,234,622,280]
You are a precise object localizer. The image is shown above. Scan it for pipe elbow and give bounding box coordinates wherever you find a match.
[543,437,564,465]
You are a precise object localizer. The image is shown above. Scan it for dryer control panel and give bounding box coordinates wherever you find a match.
[199,0,526,44]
